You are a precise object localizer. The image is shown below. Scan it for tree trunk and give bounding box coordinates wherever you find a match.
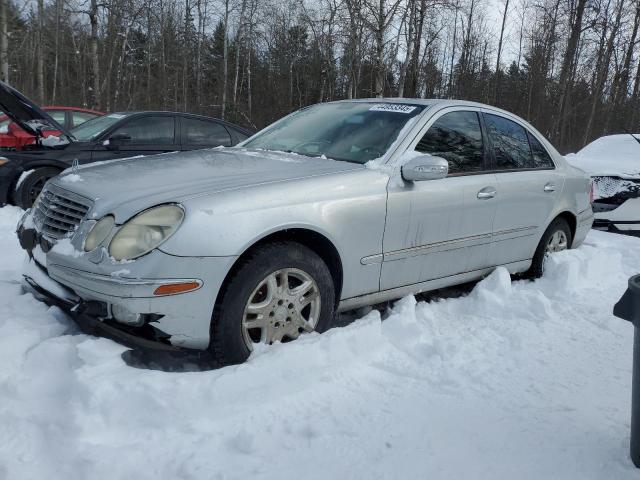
[0,0,8,83]
[221,0,229,119]
[397,0,415,97]
[494,0,509,101]
[52,0,61,103]
[37,0,45,103]
[89,0,100,109]
[233,0,248,105]
[583,0,623,144]
[553,0,588,148]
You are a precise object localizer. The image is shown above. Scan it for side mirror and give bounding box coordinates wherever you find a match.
[105,133,131,149]
[401,154,449,181]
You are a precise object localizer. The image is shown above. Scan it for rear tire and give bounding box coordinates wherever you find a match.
[525,217,572,279]
[13,167,60,208]
[210,241,336,366]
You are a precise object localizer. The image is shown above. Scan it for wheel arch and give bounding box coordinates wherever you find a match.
[9,160,67,204]
[554,211,577,247]
[214,227,344,312]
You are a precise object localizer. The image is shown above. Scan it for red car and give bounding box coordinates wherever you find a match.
[0,106,103,149]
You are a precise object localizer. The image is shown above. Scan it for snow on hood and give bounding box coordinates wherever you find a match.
[565,134,640,178]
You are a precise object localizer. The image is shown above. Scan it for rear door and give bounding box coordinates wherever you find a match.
[180,116,233,150]
[91,114,180,161]
[381,108,498,290]
[482,111,563,266]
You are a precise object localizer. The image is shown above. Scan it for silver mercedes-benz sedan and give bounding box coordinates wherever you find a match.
[17,99,594,364]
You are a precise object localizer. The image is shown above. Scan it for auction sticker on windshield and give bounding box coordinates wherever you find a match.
[369,104,417,114]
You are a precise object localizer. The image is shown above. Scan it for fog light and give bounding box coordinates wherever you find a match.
[112,304,142,326]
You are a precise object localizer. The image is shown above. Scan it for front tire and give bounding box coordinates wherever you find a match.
[13,167,60,208]
[210,241,336,365]
[525,217,572,279]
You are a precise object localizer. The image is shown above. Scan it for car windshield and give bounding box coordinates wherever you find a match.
[243,102,425,164]
[70,113,129,141]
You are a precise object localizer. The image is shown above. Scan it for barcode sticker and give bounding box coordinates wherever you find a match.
[369,104,417,114]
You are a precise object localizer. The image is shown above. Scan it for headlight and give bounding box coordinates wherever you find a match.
[84,215,115,251]
[108,205,184,261]
[0,157,9,166]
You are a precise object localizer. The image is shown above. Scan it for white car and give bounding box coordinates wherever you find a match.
[566,134,640,235]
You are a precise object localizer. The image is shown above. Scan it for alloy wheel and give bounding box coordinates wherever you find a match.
[545,230,568,254]
[242,268,321,349]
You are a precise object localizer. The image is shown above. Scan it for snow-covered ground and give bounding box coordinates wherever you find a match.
[1,205,639,479]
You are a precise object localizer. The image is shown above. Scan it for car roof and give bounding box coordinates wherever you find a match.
[329,97,514,113]
[109,111,252,131]
[44,106,104,115]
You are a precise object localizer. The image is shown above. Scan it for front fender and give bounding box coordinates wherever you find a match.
[159,169,390,299]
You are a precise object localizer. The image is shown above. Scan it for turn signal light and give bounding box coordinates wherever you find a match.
[153,281,201,296]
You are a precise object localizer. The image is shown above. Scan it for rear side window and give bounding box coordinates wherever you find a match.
[48,110,66,126]
[527,131,555,169]
[72,111,99,127]
[182,117,231,146]
[415,111,485,175]
[111,116,175,144]
[484,114,533,170]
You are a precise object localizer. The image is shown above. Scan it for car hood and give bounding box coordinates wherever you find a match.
[565,134,640,178]
[0,81,71,139]
[51,148,363,221]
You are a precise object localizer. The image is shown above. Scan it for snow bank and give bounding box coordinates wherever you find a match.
[0,205,639,479]
[566,134,640,178]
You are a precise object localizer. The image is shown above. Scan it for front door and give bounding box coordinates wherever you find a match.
[381,109,498,291]
[91,115,180,161]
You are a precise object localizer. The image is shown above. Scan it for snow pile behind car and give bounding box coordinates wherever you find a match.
[0,206,639,479]
[566,134,640,178]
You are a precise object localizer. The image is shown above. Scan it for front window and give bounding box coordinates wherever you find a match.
[110,116,175,144]
[71,113,130,141]
[243,102,425,164]
[415,111,485,174]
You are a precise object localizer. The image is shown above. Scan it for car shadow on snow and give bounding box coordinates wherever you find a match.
[121,279,481,372]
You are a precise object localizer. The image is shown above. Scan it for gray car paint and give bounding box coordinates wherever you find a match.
[22,99,594,350]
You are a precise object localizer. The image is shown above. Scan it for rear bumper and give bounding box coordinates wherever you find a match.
[572,208,594,248]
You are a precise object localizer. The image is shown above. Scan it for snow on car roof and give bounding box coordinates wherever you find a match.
[566,134,640,178]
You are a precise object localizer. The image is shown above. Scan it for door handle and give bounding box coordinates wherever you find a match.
[544,183,556,192]
[477,187,497,199]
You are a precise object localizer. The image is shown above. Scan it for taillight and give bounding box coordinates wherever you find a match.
[589,180,594,204]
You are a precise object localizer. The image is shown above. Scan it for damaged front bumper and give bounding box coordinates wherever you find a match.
[593,197,640,235]
[18,218,237,351]
[592,176,640,235]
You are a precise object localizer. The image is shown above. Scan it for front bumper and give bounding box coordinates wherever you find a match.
[593,197,640,235]
[18,221,237,350]
[22,267,187,352]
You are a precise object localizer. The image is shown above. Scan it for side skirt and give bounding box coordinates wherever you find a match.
[337,259,532,312]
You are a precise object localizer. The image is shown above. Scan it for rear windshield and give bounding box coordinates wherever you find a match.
[243,102,425,164]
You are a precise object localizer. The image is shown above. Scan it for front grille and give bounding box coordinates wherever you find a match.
[593,176,640,200]
[32,186,92,240]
